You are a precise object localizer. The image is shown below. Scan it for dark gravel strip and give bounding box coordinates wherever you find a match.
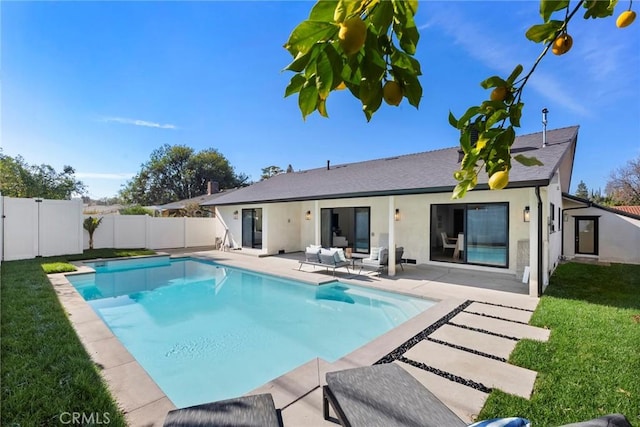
[471,300,535,312]
[463,310,530,325]
[374,300,473,364]
[447,322,520,341]
[425,337,508,362]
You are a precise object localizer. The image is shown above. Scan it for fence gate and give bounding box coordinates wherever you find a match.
[1,196,83,261]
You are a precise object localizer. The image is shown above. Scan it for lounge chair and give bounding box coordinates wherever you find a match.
[323,363,466,427]
[163,393,283,427]
[298,247,351,276]
[360,247,404,273]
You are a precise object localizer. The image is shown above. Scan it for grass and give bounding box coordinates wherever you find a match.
[1,248,155,427]
[478,263,640,426]
[41,262,77,274]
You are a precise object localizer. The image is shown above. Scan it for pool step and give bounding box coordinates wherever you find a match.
[403,340,538,399]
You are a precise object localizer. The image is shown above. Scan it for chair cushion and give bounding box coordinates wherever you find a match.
[369,247,380,260]
[305,247,320,263]
[331,248,347,262]
[163,393,281,427]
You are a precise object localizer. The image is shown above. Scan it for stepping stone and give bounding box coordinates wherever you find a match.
[429,324,517,360]
[451,312,550,342]
[394,361,488,423]
[403,340,538,399]
[465,302,533,324]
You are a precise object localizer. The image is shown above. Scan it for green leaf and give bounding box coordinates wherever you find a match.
[310,0,340,21]
[400,72,422,108]
[390,50,421,74]
[461,151,479,170]
[525,20,563,43]
[486,108,510,129]
[315,51,334,99]
[583,0,616,19]
[318,97,329,117]
[324,44,345,88]
[540,0,569,22]
[506,64,524,85]
[496,126,516,148]
[299,84,319,120]
[509,102,524,127]
[398,23,419,55]
[480,76,508,89]
[284,21,338,56]
[514,154,544,167]
[457,106,481,129]
[361,31,386,81]
[452,182,471,199]
[370,0,394,34]
[284,47,321,72]
[285,74,307,98]
[448,111,458,128]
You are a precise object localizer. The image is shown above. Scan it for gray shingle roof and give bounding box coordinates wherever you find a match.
[204,126,579,206]
[158,189,237,210]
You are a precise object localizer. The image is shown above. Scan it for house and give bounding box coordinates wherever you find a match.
[203,126,639,297]
[157,182,235,217]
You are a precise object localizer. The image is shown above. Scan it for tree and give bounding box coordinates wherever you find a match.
[0,152,86,199]
[575,180,589,199]
[606,156,640,205]
[83,216,103,250]
[285,0,634,198]
[119,145,248,205]
[261,165,284,180]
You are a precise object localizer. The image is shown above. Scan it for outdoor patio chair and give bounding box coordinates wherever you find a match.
[361,247,388,274]
[163,393,283,427]
[323,363,466,427]
[441,232,458,254]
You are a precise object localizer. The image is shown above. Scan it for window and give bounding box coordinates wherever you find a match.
[550,202,556,233]
[430,203,509,268]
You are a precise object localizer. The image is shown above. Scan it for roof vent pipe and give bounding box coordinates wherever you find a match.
[327,160,330,170]
[542,108,548,147]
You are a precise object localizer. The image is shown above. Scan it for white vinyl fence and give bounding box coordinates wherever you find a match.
[1,196,84,261]
[83,215,219,250]
[0,194,220,261]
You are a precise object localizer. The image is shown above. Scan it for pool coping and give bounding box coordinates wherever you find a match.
[48,254,456,426]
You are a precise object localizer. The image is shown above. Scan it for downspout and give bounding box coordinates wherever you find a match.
[535,186,543,296]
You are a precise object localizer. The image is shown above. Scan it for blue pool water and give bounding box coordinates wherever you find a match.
[68,257,434,407]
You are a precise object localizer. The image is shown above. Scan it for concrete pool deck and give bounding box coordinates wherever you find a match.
[49,248,550,426]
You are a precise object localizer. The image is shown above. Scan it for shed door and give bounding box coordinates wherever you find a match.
[575,216,599,255]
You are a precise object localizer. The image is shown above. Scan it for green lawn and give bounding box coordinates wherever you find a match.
[1,249,154,427]
[478,263,640,426]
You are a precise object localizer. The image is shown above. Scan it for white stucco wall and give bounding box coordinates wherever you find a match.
[562,202,640,264]
[218,187,538,276]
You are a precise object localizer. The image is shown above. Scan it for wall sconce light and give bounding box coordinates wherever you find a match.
[305,210,311,220]
[523,206,530,222]
[394,208,400,221]
[233,210,239,220]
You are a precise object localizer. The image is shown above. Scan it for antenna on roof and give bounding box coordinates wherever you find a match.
[542,108,549,147]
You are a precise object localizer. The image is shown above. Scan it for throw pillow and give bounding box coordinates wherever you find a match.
[370,247,380,260]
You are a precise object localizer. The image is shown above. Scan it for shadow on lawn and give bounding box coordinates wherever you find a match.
[546,262,640,310]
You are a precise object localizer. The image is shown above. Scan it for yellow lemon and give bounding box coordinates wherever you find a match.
[488,169,509,190]
[382,81,403,106]
[339,17,367,55]
[336,81,347,90]
[552,33,573,55]
[490,86,508,102]
[616,10,636,28]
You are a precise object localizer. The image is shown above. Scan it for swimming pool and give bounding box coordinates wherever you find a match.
[68,257,434,407]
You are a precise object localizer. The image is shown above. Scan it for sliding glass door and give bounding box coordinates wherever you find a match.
[319,207,370,252]
[430,203,508,267]
[241,208,262,249]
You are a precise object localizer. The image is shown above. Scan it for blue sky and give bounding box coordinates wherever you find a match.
[2,1,639,199]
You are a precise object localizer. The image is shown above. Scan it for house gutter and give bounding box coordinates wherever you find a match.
[535,186,543,296]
